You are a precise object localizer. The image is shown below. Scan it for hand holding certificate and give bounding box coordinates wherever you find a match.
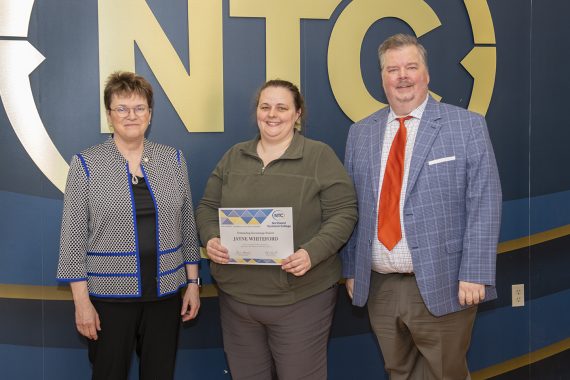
[219,207,294,265]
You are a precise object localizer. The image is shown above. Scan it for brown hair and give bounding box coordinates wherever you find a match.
[378,34,429,71]
[103,71,154,110]
[255,79,306,128]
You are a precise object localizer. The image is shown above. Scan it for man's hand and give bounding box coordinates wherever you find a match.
[458,281,485,306]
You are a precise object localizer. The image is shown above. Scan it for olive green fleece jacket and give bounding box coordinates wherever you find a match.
[196,132,357,306]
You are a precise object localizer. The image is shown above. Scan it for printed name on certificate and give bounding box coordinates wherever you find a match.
[219,207,294,265]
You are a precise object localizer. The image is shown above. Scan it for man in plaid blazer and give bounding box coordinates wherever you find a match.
[341,34,502,379]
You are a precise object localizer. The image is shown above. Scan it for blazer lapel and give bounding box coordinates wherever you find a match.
[406,97,442,198]
[370,111,388,201]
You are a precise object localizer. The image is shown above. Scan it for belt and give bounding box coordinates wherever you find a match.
[372,271,415,277]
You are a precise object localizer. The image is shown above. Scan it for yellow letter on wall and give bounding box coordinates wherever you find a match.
[328,0,441,122]
[98,0,223,132]
[230,0,341,88]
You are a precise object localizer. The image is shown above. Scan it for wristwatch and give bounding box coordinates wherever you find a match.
[187,278,202,287]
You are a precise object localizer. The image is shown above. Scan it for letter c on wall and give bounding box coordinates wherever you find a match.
[327,0,441,122]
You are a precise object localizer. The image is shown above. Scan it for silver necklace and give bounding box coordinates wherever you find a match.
[131,174,139,185]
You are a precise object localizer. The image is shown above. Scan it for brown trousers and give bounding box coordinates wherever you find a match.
[368,272,477,380]
[218,285,338,380]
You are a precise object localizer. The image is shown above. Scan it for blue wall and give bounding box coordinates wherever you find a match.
[1,0,569,378]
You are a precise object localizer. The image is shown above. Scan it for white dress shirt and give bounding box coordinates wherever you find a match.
[371,96,428,274]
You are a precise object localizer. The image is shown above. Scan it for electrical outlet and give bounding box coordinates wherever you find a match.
[512,284,524,307]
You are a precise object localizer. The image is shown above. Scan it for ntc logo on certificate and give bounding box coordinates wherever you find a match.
[218,207,294,265]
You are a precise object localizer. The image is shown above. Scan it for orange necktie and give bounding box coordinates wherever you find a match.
[378,116,412,251]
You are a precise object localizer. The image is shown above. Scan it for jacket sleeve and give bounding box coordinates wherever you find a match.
[459,115,502,285]
[340,128,358,278]
[57,155,90,282]
[300,144,358,268]
[177,151,201,264]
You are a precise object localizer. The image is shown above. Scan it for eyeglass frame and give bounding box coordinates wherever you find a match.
[109,105,151,118]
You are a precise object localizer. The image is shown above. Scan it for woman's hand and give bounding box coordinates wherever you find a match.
[70,281,101,340]
[281,248,312,276]
[206,237,230,264]
[345,278,354,299]
[74,299,101,340]
[181,285,201,322]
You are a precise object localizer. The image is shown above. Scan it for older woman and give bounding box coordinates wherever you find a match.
[57,71,201,379]
[196,79,357,379]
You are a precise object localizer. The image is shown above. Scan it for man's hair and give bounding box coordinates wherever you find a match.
[378,34,428,71]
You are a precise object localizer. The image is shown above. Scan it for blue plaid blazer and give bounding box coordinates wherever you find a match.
[341,96,502,316]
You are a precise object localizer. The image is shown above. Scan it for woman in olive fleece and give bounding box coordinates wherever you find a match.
[196,79,357,380]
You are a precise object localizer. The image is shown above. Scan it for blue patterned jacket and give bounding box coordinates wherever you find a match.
[57,138,200,298]
[341,96,502,316]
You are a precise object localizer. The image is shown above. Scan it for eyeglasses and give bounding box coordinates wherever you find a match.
[110,105,150,118]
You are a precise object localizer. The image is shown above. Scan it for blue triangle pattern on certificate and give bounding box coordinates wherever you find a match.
[251,209,271,224]
[241,210,254,224]
[220,208,277,225]
[228,258,284,264]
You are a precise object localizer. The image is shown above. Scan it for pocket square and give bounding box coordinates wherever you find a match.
[428,156,456,166]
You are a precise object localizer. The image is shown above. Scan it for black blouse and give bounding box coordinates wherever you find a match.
[132,175,159,300]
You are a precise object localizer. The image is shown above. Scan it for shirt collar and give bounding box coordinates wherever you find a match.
[240,129,305,160]
[387,94,429,124]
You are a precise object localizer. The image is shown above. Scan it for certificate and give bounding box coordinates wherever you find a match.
[219,207,294,265]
